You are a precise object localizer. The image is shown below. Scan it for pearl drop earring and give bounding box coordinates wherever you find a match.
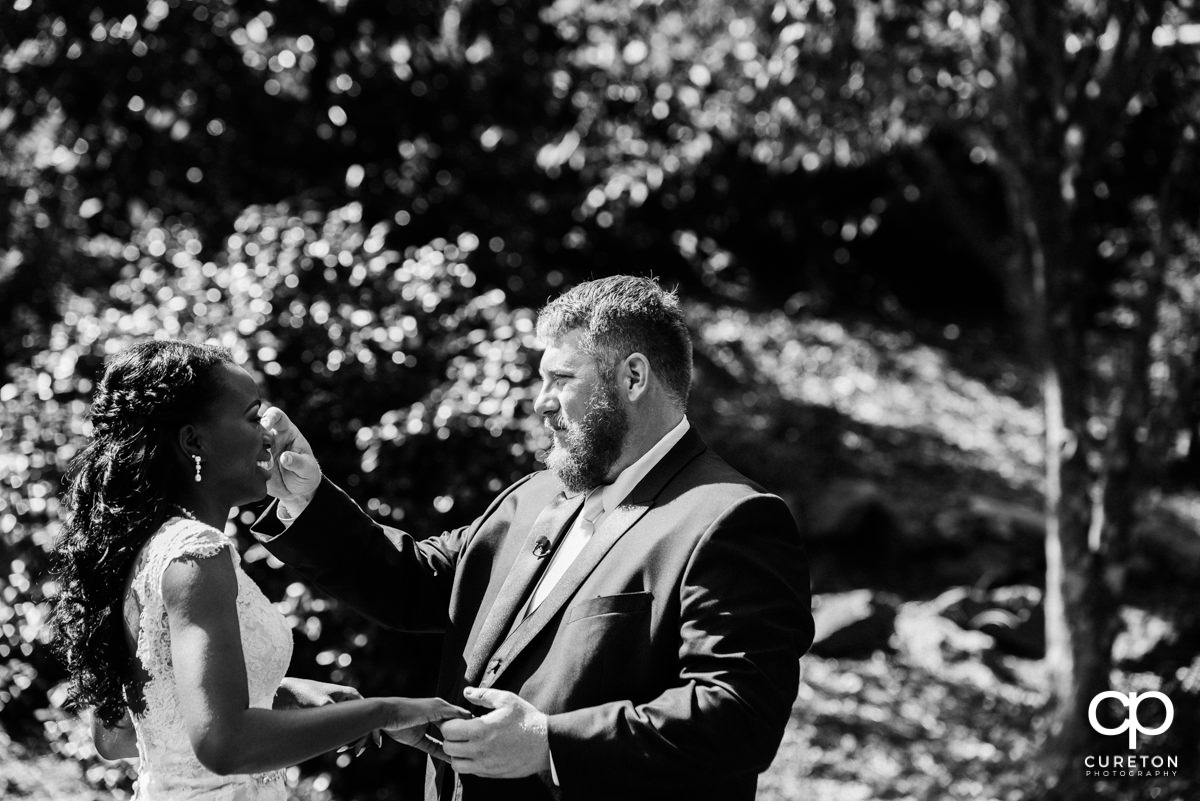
[193,454,203,483]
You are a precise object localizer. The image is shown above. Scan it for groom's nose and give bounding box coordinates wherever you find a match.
[533,382,556,417]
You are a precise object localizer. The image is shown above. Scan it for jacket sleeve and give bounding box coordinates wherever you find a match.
[253,475,528,633]
[545,492,813,791]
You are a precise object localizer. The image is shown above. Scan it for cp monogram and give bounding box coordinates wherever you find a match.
[1088,691,1174,749]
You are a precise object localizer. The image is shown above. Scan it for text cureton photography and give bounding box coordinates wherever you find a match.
[1083,754,1179,779]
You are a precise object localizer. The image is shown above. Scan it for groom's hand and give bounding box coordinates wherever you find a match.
[381,698,471,763]
[274,676,363,709]
[440,687,550,778]
[261,406,321,517]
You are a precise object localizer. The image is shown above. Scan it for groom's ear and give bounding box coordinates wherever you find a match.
[620,352,651,401]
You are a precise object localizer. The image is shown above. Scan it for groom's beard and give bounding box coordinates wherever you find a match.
[545,379,628,494]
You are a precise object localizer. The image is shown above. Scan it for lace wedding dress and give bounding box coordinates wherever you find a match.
[122,515,293,800]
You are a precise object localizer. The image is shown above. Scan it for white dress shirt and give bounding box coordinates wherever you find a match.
[524,415,691,616]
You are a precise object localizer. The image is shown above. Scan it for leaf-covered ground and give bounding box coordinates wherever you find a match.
[760,609,1048,801]
[8,306,1199,800]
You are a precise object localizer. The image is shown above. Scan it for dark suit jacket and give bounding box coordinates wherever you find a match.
[259,428,813,801]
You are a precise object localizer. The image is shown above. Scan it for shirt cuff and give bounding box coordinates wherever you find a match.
[275,492,314,527]
[276,501,299,527]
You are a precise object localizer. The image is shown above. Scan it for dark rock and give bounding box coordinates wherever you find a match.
[938,584,1044,659]
[807,480,897,543]
[806,480,909,592]
[810,589,899,659]
[924,496,1046,588]
[932,495,1044,544]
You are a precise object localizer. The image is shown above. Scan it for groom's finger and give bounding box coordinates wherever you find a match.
[328,687,363,703]
[262,406,295,452]
[261,405,298,436]
[437,702,473,720]
[410,734,450,763]
[277,452,321,494]
[279,450,319,477]
[267,451,310,498]
[461,686,512,710]
[440,717,483,741]
[260,405,286,432]
[450,756,483,775]
[262,405,313,455]
[441,737,478,759]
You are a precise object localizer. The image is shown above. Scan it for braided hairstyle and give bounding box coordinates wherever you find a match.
[49,340,233,726]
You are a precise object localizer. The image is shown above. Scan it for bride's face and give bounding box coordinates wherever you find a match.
[192,364,275,506]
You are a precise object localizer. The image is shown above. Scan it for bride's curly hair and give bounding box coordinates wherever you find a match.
[49,340,232,726]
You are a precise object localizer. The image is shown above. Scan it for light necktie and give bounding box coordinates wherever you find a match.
[525,488,605,615]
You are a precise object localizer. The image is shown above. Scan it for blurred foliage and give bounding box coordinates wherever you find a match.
[0,203,546,797]
[3,0,1200,799]
[1,0,1060,348]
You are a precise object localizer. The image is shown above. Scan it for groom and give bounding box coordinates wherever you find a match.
[257,275,813,800]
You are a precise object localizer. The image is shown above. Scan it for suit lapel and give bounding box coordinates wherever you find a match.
[481,429,708,685]
[463,490,583,685]
[484,503,648,678]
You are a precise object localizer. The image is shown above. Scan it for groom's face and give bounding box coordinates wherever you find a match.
[535,329,629,493]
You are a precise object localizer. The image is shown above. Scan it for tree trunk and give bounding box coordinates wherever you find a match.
[1001,164,1116,796]
[1037,268,1116,799]
[1043,405,1118,797]
[987,1,1183,796]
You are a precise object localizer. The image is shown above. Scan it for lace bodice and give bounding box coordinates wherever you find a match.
[123,516,293,800]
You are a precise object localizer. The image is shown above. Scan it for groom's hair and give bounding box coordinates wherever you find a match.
[536,275,692,409]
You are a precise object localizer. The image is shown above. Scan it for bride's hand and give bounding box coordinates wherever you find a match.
[260,406,322,510]
[378,698,471,762]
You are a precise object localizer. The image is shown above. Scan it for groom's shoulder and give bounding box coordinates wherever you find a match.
[675,435,766,495]
[478,468,560,514]
[512,468,562,500]
[668,444,796,524]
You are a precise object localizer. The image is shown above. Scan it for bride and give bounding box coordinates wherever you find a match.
[48,340,465,800]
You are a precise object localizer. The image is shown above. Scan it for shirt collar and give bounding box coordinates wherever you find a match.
[590,416,691,516]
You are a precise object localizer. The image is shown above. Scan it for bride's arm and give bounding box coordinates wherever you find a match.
[163,552,463,775]
[274,676,380,756]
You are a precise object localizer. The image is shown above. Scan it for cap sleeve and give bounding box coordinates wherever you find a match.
[139,517,237,600]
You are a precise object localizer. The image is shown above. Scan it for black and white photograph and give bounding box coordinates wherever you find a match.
[1,1,1198,800]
